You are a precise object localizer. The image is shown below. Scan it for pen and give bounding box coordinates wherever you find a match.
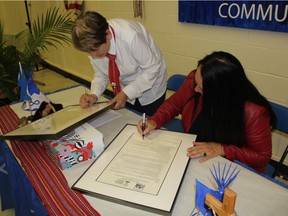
[142,113,146,140]
[68,101,109,107]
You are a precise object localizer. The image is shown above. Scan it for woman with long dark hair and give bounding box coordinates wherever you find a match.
[138,51,276,173]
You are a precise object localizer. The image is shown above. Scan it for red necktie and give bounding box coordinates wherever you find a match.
[106,53,121,95]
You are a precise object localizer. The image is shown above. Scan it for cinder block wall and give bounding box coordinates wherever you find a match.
[42,1,288,106]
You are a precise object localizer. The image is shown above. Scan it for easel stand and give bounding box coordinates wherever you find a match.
[205,188,237,216]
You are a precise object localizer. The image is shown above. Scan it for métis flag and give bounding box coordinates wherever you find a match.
[18,62,49,111]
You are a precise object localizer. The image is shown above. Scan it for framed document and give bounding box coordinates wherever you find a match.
[1,103,113,140]
[73,124,196,215]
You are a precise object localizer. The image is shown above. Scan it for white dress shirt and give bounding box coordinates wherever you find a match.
[89,18,167,105]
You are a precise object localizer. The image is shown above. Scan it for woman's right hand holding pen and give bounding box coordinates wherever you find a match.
[137,119,158,137]
[80,94,97,109]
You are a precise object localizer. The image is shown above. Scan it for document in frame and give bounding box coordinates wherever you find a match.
[1,103,113,140]
[73,124,196,215]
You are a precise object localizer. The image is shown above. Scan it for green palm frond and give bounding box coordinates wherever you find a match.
[0,7,73,102]
[13,29,29,54]
[22,7,73,71]
[28,7,72,52]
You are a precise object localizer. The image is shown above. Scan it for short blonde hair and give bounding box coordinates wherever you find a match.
[71,11,109,52]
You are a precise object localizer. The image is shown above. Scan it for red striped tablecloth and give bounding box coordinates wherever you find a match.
[0,105,100,215]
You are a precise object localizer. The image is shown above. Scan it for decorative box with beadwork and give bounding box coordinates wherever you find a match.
[45,123,104,170]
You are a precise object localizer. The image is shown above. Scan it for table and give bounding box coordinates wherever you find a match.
[1,86,288,216]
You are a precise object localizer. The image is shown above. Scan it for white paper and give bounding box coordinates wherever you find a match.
[97,133,181,195]
[73,124,196,213]
[88,110,122,128]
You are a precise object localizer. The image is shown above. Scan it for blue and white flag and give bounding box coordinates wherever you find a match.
[18,62,49,111]
[18,62,30,101]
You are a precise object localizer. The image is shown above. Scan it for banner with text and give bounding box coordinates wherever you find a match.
[178,1,288,33]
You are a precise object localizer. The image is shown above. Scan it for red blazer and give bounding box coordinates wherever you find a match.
[150,70,272,173]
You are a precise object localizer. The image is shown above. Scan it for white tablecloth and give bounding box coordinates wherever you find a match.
[9,86,288,216]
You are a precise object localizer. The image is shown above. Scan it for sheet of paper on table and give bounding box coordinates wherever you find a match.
[88,109,121,128]
[73,124,197,215]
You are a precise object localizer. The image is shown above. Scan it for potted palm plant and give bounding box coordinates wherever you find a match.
[0,23,21,104]
[0,7,73,104]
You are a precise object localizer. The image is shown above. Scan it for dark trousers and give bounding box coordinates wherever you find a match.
[126,92,166,117]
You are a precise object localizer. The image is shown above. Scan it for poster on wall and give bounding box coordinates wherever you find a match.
[179,1,288,33]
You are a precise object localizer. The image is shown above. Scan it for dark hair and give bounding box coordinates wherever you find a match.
[195,51,276,147]
[71,11,109,52]
[32,102,63,122]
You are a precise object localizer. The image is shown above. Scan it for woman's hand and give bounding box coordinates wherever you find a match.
[137,119,157,137]
[186,141,225,163]
[80,94,97,109]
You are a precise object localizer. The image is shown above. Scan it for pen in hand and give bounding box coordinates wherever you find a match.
[142,113,146,140]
